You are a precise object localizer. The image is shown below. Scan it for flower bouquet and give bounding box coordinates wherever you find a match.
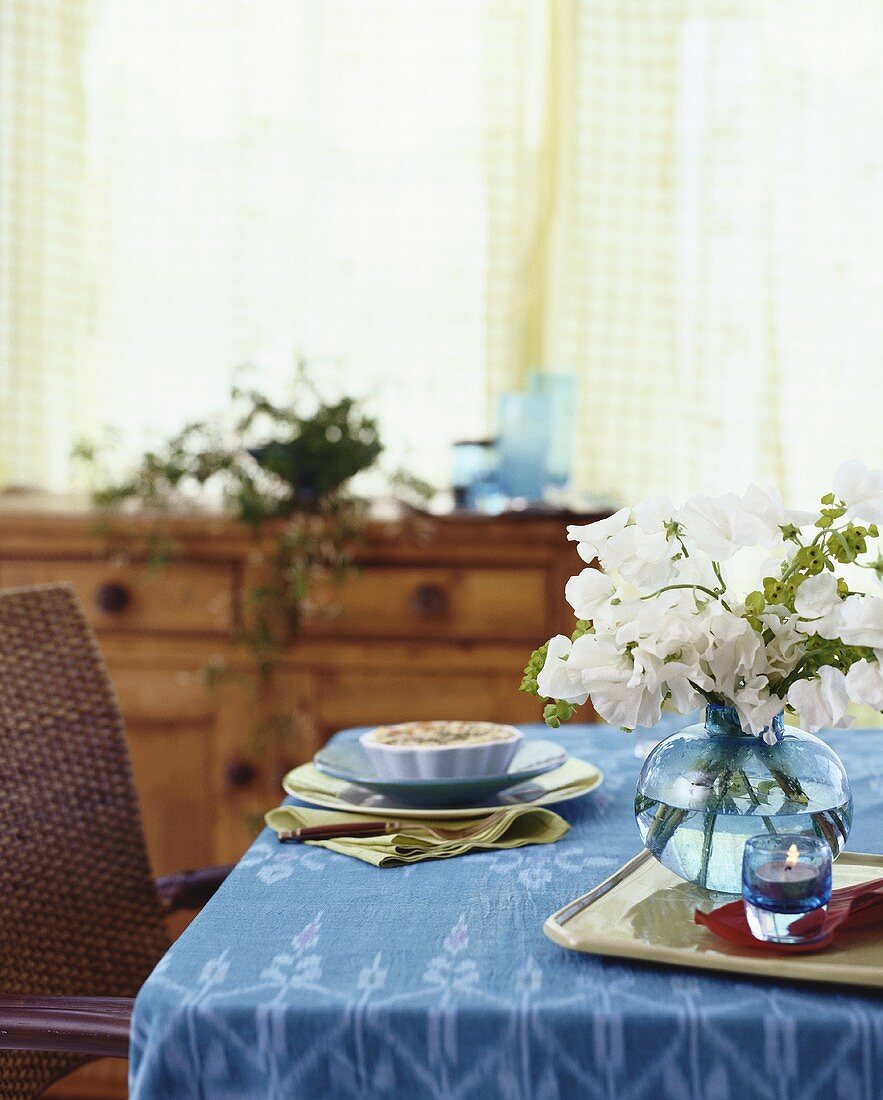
[521,461,883,891]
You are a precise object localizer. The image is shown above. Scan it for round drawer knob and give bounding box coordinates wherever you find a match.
[409,583,448,619]
[225,760,258,789]
[94,582,132,614]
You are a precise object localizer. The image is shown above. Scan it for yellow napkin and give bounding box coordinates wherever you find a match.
[264,804,571,867]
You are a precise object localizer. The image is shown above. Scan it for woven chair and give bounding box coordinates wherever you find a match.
[0,584,233,1099]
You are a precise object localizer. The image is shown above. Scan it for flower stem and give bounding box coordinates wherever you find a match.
[640,583,723,602]
[697,810,717,890]
[737,766,777,835]
[755,746,810,806]
[643,803,688,855]
[697,765,732,889]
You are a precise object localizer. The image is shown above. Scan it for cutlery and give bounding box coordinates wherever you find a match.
[277,811,509,843]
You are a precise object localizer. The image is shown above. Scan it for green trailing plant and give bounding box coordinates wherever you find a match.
[74,366,433,801]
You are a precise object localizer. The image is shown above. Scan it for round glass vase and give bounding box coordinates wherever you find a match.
[634,705,853,893]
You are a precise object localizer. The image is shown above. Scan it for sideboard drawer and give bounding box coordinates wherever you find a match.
[306,565,549,641]
[0,559,236,634]
[317,669,545,730]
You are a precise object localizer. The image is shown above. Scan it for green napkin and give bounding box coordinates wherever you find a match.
[264,804,571,867]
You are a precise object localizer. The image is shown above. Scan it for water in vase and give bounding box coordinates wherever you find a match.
[634,707,853,893]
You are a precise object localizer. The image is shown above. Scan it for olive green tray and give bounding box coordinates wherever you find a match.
[544,849,883,989]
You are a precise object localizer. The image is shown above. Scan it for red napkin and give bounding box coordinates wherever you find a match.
[695,877,883,953]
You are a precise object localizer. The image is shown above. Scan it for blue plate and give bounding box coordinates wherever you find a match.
[312,738,569,808]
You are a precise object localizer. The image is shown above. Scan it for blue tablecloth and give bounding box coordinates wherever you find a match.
[130,724,883,1100]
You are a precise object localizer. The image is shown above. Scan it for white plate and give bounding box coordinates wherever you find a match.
[282,756,603,819]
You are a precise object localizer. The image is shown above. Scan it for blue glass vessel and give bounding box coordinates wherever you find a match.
[496,392,552,502]
[742,832,833,942]
[634,705,852,893]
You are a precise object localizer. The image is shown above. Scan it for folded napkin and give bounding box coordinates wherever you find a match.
[695,877,883,954]
[264,804,570,867]
[282,756,601,809]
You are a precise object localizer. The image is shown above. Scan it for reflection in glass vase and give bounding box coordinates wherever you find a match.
[634,705,852,894]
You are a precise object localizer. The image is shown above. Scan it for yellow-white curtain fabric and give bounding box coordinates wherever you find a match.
[1,0,98,490]
[539,0,883,505]
[2,0,882,502]
[3,0,554,492]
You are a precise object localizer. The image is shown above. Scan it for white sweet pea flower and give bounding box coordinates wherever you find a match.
[600,524,680,588]
[740,483,791,537]
[542,466,883,740]
[633,495,677,533]
[817,594,883,649]
[787,665,851,732]
[536,635,589,705]
[760,609,805,679]
[704,607,766,700]
[666,676,707,713]
[631,636,708,713]
[794,573,840,620]
[567,508,630,565]
[678,485,786,562]
[613,586,704,648]
[833,459,883,524]
[566,633,664,730]
[564,568,615,620]
[675,495,741,561]
[845,657,883,710]
[733,676,786,742]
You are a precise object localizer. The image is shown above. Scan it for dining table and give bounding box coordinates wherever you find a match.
[129,723,883,1099]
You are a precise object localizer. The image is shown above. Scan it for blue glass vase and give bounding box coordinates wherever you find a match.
[634,705,852,893]
[496,392,552,502]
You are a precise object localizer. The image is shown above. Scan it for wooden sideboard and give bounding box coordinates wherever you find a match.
[0,506,600,1098]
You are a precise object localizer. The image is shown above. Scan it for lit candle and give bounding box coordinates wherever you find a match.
[742,834,832,944]
[753,843,820,903]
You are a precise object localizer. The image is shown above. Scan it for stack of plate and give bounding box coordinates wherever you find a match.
[308,736,578,811]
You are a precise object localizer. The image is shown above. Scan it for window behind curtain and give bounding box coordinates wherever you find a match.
[82,0,510,485]
[541,0,883,506]
[2,0,882,502]
[2,0,543,490]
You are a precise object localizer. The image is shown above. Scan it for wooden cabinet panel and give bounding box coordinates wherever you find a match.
[0,558,235,634]
[112,668,216,876]
[305,565,549,641]
[126,717,214,877]
[316,668,543,731]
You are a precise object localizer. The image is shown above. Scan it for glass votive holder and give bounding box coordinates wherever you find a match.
[451,440,497,511]
[742,833,832,944]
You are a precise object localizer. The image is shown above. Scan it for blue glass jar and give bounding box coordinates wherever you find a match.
[634,705,852,893]
[496,392,552,502]
[742,833,832,942]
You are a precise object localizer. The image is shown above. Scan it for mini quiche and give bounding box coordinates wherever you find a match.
[360,721,523,781]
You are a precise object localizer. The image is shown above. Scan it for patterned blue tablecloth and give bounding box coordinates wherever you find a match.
[129,723,883,1100]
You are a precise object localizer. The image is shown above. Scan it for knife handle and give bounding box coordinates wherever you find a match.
[277,820,403,842]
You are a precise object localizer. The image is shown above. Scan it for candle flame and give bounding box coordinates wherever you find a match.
[785,843,800,869]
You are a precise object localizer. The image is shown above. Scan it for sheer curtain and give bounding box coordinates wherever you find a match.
[2,0,882,502]
[2,0,547,490]
[1,0,99,490]
[541,0,883,505]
